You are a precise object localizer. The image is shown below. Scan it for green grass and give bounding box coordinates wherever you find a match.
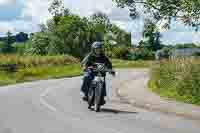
[112,59,152,68]
[0,55,152,87]
[148,57,200,105]
[0,64,81,86]
[0,54,79,67]
[148,79,200,105]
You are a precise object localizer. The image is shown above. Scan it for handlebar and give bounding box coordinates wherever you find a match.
[82,63,116,76]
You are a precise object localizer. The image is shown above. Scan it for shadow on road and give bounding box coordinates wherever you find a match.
[101,108,138,114]
[89,108,138,114]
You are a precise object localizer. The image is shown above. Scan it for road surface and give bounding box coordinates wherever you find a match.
[0,69,199,133]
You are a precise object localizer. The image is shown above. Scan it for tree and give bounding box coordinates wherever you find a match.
[113,0,200,30]
[1,31,14,53]
[30,32,50,55]
[0,41,4,52]
[15,32,28,42]
[90,12,112,41]
[140,20,162,51]
[48,0,64,25]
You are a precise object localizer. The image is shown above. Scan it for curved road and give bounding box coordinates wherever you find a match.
[0,69,199,133]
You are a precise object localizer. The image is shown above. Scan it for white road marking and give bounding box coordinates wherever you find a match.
[40,84,58,112]
[40,97,57,112]
[40,87,54,97]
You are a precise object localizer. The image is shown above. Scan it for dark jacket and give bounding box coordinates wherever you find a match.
[81,52,112,69]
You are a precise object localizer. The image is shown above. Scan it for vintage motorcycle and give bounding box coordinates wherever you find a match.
[87,63,115,112]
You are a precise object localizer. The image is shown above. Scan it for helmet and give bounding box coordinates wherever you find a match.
[92,42,102,49]
[91,41,104,56]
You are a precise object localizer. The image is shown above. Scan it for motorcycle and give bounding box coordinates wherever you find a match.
[87,63,115,112]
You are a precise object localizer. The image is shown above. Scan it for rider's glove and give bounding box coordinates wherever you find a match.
[110,71,116,76]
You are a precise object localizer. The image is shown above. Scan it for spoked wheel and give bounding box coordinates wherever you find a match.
[88,87,95,110]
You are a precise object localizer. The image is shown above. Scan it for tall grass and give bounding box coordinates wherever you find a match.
[0,54,81,86]
[112,59,152,68]
[0,65,81,86]
[0,54,79,68]
[149,57,200,105]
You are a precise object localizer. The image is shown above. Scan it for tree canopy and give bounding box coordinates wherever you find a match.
[113,0,200,30]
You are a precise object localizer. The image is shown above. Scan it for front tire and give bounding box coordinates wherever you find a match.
[94,82,103,112]
[88,87,94,110]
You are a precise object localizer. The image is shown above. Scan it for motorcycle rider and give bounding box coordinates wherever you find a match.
[81,41,115,105]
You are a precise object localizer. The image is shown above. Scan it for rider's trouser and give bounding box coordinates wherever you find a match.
[81,72,106,97]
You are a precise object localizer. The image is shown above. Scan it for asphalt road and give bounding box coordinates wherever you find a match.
[0,69,199,133]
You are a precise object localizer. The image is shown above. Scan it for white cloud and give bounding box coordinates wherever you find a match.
[20,0,52,24]
[0,20,39,36]
[0,22,16,34]
[64,0,116,17]
[0,0,51,35]
[0,0,16,6]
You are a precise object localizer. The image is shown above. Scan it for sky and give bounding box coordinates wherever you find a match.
[0,0,200,45]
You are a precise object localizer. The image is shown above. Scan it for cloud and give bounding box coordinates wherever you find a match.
[20,0,52,24]
[0,20,39,36]
[0,0,16,6]
[64,0,115,17]
[161,31,200,44]
[0,22,15,34]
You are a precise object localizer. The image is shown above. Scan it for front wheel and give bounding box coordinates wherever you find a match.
[88,86,95,109]
[94,82,103,112]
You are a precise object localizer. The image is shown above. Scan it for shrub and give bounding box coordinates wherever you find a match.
[112,46,130,60]
[129,48,154,60]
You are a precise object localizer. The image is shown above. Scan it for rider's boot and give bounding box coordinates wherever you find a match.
[100,97,106,105]
[82,95,88,101]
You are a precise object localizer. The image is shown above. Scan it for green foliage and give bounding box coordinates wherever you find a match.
[156,47,172,59]
[114,0,200,30]
[112,46,130,59]
[0,65,81,86]
[0,0,131,59]
[175,43,199,49]
[0,54,79,68]
[12,41,33,55]
[129,48,155,60]
[1,31,15,53]
[149,57,200,105]
[30,32,50,55]
[140,20,162,51]
[112,59,152,68]
[0,41,4,52]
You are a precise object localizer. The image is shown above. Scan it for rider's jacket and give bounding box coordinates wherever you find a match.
[81,52,112,70]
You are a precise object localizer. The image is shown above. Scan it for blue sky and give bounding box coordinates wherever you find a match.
[0,0,200,45]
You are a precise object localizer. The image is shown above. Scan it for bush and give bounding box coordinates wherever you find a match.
[156,47,172,60]
[129,48,154,60]
[111,46,130,60]
[193,52,200,56]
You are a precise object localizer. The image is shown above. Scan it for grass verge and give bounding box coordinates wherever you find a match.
[0,58,152,87]
[0,64,81,86]
[148,57,200,105]
[112,59,152,68]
